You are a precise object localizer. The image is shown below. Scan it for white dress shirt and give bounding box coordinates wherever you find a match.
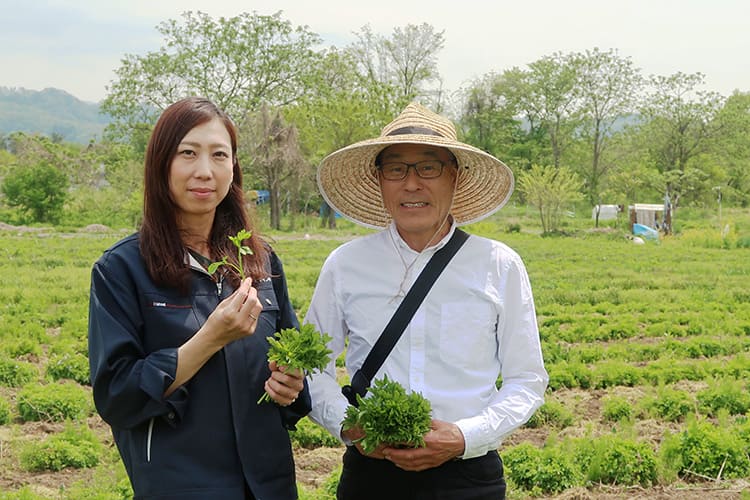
[304,222,548,459]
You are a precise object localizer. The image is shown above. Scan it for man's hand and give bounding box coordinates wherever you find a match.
[382,419,465,471]
[341,425,388,459]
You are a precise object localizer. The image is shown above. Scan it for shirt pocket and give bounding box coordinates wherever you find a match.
[255,280,280,333]
[438,301,498,368]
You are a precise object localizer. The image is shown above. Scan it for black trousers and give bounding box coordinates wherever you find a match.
[336,446,506,500]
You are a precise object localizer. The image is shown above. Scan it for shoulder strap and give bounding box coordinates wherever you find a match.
[342,228,470,406]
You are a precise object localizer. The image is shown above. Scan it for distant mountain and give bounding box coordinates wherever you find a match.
[0,87,111,144]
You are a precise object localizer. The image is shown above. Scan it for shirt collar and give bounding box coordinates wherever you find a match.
[386,217,457,256]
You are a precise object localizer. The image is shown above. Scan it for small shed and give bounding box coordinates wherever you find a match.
[629,203,672,234]
[592,204,622,221]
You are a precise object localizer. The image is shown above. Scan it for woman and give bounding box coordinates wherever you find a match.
[88,97,309,499]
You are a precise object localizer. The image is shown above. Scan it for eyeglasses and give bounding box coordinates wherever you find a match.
[377,160,448,181]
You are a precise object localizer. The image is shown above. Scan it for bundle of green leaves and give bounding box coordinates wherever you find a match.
[258,323,333,404]
[342,375,432,454]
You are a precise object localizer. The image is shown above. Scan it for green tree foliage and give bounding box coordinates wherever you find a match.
[508,53,580,168]
[706,91,750,206]
[101,10,323,144]
[459,72,530,169]
[570,48,642,204]
[636,72,725,207]
[1,160,68,223]
[517,164,583,233]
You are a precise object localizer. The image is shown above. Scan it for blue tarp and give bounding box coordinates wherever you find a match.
[254,190,270,204]
[633,223,659,240]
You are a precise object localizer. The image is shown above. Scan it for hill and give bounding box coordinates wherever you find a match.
[0,87,110,144]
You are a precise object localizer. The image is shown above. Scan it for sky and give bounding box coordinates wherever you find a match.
[1,0,749,104]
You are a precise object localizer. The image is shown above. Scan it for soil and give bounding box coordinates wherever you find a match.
[2,411,747,498]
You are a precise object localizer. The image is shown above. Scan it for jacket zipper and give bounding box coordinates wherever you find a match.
[146,417,154,462]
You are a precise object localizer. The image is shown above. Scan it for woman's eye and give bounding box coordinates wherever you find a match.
[179,149,195,157]
[214,151,230,159]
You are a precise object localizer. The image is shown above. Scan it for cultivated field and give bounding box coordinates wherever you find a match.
[0,207,749,499]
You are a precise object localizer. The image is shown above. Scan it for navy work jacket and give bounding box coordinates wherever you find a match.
[88,234,310,499]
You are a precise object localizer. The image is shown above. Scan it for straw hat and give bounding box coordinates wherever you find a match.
[317,102,515,229]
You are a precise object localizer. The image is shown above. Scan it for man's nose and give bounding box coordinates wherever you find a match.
[402,166,422,188]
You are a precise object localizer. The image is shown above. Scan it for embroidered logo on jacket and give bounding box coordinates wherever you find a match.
[149,302,192,309]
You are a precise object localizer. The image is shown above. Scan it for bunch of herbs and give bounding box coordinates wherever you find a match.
[258,323,333,403]
[342,375,432,454]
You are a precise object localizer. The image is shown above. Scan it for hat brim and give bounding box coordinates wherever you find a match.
[317,133,515,229]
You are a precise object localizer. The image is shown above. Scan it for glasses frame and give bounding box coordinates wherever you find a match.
[376,160,449,181]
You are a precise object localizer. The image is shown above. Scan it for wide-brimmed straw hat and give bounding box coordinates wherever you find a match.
[317,102,515,228]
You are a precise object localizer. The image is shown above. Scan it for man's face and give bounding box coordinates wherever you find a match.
[378,143,457,250]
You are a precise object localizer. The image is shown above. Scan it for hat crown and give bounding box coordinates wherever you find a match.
[380,103,457,141]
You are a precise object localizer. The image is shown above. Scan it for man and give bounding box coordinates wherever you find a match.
[305,102,548,499]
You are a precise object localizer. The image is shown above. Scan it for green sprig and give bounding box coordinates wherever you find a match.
[342,375,432,454]
[257,324,333,404]
[207,229,253,280]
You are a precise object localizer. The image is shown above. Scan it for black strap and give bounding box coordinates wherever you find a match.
[342,228,470,406]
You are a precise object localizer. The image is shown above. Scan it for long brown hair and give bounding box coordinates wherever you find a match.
[139,96,267,292]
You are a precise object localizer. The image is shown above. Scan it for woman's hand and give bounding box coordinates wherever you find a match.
[206,278,264,345]
[165,278,263,397]
[264,360,304,406]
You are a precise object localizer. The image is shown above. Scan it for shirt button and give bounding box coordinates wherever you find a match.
[167,412,175,420]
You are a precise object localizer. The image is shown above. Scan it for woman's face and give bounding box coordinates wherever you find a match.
[168,117,234,227]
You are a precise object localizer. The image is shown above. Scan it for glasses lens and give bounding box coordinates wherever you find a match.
[380,161,444,180]
[416,161,443,178]
[381,163,407,180]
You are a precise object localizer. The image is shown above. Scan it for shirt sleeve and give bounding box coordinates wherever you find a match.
[88,257,188,430]
[303,253,351,443]
[454,250,548,458]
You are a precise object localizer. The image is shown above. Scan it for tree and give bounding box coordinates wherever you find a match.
[285,48,404,229]
[349,23,445,108]
[504,53,580,168]
[2,161,68,223]
[101,11,323,143]
[240,104,308,230]
[459,72,534,170]
[517,164,583,234]
[706,91,750,206]
[570,48,642,204]
[637,72,725,207]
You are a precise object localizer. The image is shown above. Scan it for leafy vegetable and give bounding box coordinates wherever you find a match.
[342,375,432,454]
[258,323,333,404]
[207,229,253,280]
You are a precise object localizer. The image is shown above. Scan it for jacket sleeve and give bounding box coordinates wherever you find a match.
[88,255,189,430]
[269,250,312,428]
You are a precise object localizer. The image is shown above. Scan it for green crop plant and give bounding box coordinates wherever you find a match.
[0,359,38,387]
[19,424,101,472]
[17,382,92,422]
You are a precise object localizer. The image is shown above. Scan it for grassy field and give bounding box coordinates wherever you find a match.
[0,206,749,499]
